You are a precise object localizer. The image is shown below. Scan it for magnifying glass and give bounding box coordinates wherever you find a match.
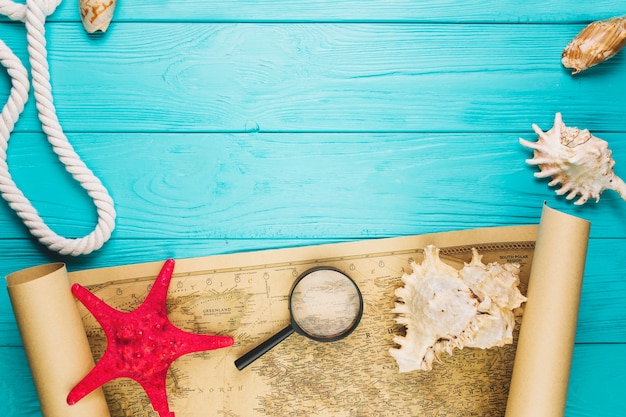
[235,266,363,370]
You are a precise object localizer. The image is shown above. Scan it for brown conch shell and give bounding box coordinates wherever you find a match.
[562,16,626,74]
[520,113,626,205]
[389,245,526,373]
[80,0,117,33]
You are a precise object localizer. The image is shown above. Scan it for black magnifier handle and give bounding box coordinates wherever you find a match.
[235,325,295,370]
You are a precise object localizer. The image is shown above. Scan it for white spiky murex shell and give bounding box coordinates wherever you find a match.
[562,16,626,74]
[80,0,117,33]
[389,245,526,373]
[520,113,626,205]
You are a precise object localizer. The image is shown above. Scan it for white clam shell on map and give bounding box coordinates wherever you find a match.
[389,245,526,373]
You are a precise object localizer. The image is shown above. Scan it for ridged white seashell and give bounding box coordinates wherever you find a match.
[562,16,626,74]
[520,113,626,205]
[389,245,526,373]
[80,0,117,33]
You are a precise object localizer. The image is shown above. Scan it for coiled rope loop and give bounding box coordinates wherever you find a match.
[0,0,116,255]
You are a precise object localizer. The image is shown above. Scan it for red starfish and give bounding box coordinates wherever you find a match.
[67,259,234,417]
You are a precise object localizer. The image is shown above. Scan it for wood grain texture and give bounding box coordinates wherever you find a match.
[2,132,625,240]
[15,0,626,23]
[1,2,625,415]
[0,23,625,133]
[0,348,42,417]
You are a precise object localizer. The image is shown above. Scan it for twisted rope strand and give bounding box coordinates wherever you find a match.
[0,0,116,255]
[0,0,27,22]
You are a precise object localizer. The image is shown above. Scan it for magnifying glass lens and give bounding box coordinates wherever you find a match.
[235,267,363,370]
[290,269,362,339]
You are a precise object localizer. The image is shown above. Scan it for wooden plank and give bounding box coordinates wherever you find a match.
[1,23,625,133]
[567,343,626,417]
[0,343,624,416]
[0,347,42,417]
[0,236,624,346]
[2,132,625,240]
[29,1,626,23]
[577,238,626,343]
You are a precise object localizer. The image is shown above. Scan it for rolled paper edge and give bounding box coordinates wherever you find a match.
[6,263,111,417]
[505,204,590,417]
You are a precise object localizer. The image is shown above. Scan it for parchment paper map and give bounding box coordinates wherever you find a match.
[6,205,590,417]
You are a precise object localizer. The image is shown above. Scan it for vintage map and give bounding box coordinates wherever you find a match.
[72,233,536,417]
[6,205,589,417]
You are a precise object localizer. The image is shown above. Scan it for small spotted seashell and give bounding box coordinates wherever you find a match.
[562,16,626,74]
[80,0,117,33]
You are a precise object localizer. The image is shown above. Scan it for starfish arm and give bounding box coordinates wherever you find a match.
[169,326,234,360]
[72,283,121,323]
[138,259,175,315]
[137,370,175,417]
[67,352,117,405]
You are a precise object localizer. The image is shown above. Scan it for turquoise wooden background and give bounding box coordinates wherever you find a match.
[2,1,626,415]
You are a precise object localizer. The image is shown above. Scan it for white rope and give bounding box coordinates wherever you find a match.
[0,0,116,256]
